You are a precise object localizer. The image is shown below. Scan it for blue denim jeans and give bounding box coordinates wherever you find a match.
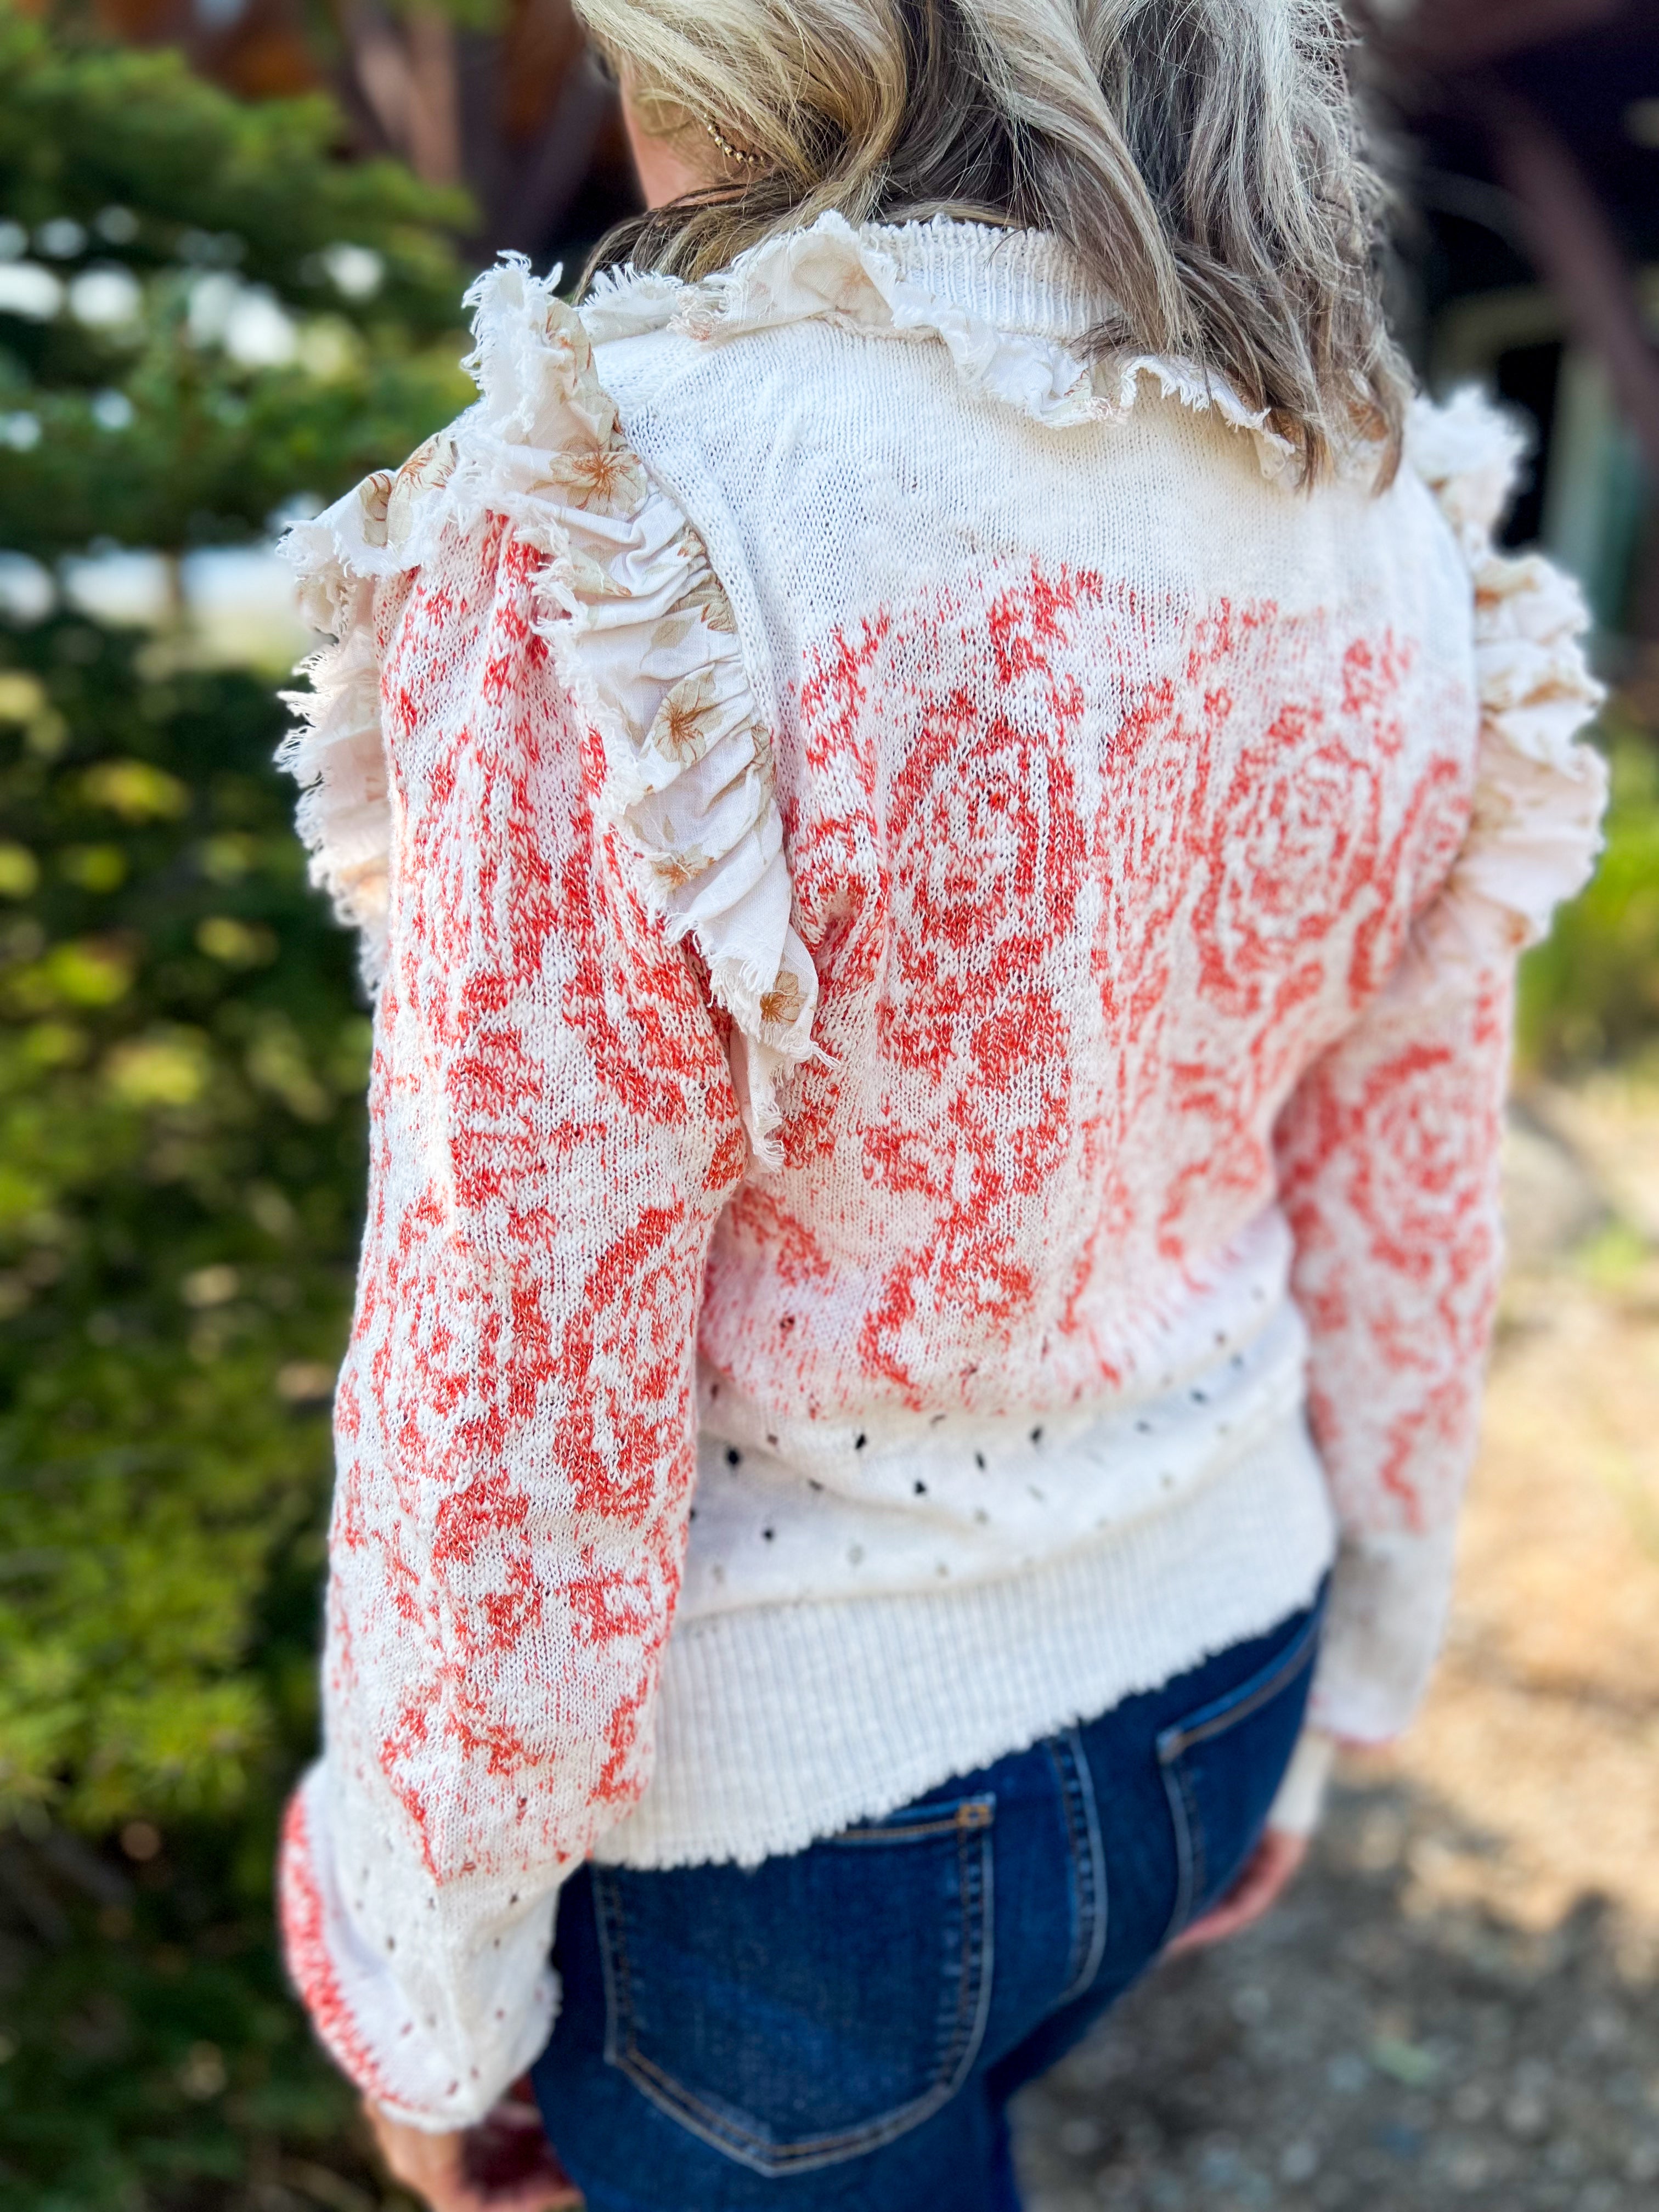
[532,1587,1325,2212]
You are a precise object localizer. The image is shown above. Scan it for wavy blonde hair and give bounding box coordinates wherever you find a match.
[576,0,1408,484]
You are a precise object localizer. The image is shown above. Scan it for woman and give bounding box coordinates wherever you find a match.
[277,4,1605,2207]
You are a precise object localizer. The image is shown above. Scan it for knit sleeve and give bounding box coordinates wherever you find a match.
[273,261,815,2128]
[1274,391,1607,1745]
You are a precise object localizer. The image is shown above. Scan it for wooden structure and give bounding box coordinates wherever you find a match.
[1362,1,1659,634]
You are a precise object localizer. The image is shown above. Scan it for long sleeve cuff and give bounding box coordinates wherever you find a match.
[1308,1523,1462,1744]
[1267,1728,1338,1836]
[280,1763,563,2131]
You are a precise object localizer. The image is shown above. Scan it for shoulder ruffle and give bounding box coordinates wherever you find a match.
[1405,386,1529,563]
[276,559,393,991]
[279,256,819,1165]
[584,213,1297,475]
[1407,389,1607,956]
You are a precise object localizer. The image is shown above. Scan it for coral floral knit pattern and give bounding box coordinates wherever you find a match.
[705,581,1471,1423]
[276,224,1606,2125]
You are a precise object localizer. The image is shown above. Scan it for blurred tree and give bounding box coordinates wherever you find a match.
[0,8,471,555]
[66,0,639,271]
[1519,718,1659,1067]
[0,10,471,2202]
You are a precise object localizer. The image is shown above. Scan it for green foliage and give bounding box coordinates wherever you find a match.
[0,6,472,560]
[0,9,469,2202]
[0,631,366,1832]
[1519,720,1659,1070]
[0,1730,373,2212]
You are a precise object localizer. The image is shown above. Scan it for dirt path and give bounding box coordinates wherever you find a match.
[1014,1065,1659,2212]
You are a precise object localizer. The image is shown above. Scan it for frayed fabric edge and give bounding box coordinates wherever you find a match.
[276,255,821,1160]
[584,213,1301,475]
[1406,387,1608,961]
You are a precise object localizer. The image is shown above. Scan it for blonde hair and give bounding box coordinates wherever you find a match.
[577,0,1409,484]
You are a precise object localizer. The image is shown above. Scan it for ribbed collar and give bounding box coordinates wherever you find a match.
[855,218,1116,342]
[583,212,1291,461]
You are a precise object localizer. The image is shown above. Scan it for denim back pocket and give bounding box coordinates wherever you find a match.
[591,1793,995,2176]
[1156,1603,1322,1945]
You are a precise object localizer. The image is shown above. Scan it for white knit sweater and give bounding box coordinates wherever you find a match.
[276,218,1606,2128]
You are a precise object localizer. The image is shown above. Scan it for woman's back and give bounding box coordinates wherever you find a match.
[595,217,1478,1425]
[273,7,1606,2170]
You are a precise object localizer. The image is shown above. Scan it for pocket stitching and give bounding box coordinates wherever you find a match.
[832,1799,993,1846]
[592,1866,631,2080]
[1158,1746,1205,1943]
[1046,1730,1108,2004]
[1154,1609,1322,1945]
[594,1798,996,2175]
[1155,1609,1322,1764]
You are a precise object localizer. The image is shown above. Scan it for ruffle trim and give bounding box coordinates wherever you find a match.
[585,213,1299,475]
[1407,390,1607,957]
[276,565,393,994]
[280,257,820,1166]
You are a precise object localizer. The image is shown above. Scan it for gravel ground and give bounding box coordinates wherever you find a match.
[1013,1067,1659,2212]
[1013,1777,1659,2212]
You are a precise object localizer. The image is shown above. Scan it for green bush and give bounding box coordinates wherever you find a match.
[0,10,470,562]
[0,12,469,2204]
[1518,719,1659,1071]
[0,636,390,2200]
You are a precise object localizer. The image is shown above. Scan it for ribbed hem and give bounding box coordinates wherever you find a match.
[596,1413,1336,1869]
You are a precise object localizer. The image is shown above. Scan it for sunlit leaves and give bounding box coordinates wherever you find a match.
[0,16,473,2196]
[0,8,475,565]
